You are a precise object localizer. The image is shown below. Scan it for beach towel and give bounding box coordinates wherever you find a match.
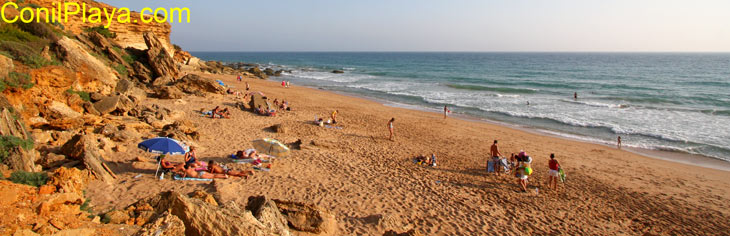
[487,160,495,173]
[253,166,270,172]
[232,158,269,164]
[324,125,343,129]
[499,158,510,171]
[173,175,213,181]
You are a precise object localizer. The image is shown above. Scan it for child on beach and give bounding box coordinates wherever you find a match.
[387,118,395,141]
[548,153,561,191]
[516,151,532,192]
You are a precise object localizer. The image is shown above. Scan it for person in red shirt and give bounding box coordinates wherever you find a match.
[548,153,561,191]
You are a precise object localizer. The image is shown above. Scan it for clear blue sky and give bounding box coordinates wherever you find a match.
[104,0,730,52]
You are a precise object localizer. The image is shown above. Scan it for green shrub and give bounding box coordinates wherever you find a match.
[84,26,116,38]
[122,54,136,65]
[173,44,182,51]
[0,135,34,162]
[0,51,12,59]
[9,170,47,187]
[20,54,60,69]
[0,23,40,42]
[0,72,34,92]
[112,63,127,78]
[65,88,91,102]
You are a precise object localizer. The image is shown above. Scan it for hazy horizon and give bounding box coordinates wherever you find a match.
[104,0,730,52]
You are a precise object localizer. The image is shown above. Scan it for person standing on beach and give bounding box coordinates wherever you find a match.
[331,110,338,124]
[443,105,450,119]
[246,82,250,91]
[548,153,561,191]
[387,118,395,141]
[617,136,622,149]
[490,140,503,175]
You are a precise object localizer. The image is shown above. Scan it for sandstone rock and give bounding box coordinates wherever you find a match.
[32,129,53,144]
[82,102,101,116]
[12,229,39,236]
[189,190,218,207]
[47,101,82,119]
[137,191,283,236]
[90,92,105,102]
[93,95,135,115]
[51,131,74,146]
[110,128,141,143]
[332,70,344,74]
[143,32,179,79]
[60,135,116,184]
[273,199,337,235]
[104,210,131,224]
[115,79,135,95]
[132,61,153,84]
[55,37,118,94]
[38,185,57,195]
[134,211,186,236]
[51,228,96,236]
[0,54,13,78]
[161,120,200,141]
[270,124,288,134]
[174,74,226,96]
[248,67,268,79]
[37,192,83,217]
[30,66,76,88]
[263,68,275,76]
[46,117,85,130]
[151,76,174,87]
[48,167,89,194]
[155,86,184,99]
[66,93,85,113]
[39,153,67,169]
[247,196,290,236]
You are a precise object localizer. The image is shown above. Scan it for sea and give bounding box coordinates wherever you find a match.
[193,52,730,162]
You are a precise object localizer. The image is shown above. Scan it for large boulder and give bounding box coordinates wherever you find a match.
[134,211,186,236]
[174,74,226,96]
[47,167,89,194]
[93,95,135,115]
[46,101,82,119]
[143,32,179,79]
[247,196,290,236]
[135,191,286,236]
[55,37,118,94]
[115,79,135,95]
[155,86,184,99]
[263,68,275,76]
[0,54,14,78]
[161,120,200,141]
[60,134,116,184]
[132,61,153,84]
[248,67,268,79]
[273,199,337,235]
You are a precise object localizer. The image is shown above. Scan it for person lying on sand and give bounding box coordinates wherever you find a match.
[181,163,228,179]
[211,106,221,118]
[315,118,325,127]
[273,99,280,107]
[217,108,231,118]
[207,160,253,178]
[280,100,290,111]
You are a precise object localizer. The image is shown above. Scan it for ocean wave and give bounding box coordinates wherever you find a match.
[559,99,629,109]
[445,84,537,94]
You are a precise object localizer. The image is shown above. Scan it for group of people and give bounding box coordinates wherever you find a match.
[489,140,563,193]
[158,146,255,180]
[314,110,339,127]
[281,80,291,88]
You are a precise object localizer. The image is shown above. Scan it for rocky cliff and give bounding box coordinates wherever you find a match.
[23,0,175,56]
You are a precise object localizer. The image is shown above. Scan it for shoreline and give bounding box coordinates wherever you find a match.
[305,85,730,172]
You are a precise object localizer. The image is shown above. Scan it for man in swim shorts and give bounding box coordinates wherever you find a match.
[490,140,503,175]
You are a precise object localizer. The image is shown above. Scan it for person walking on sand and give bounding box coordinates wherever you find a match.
[617,136,622,149]
[443,105,450,119]
[548,153,561,191]
[387,118,395,141]
[490,140,503,175]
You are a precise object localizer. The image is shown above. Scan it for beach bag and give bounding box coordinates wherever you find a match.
[524,166,533,175]
[559,168,566,182]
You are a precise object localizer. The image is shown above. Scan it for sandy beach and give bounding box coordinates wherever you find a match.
[86,72,730,235]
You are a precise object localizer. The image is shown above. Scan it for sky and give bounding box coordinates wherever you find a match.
[103,0,730,52]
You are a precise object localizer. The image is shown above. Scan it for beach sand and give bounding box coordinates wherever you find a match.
[87,72,730,235]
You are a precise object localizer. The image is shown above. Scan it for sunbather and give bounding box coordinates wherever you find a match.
[184,146,199,168]
[207,160,253,178]
[218,108,231,118]
[181,163,228,179]
[159,155,184,173]
[211,106,220,118]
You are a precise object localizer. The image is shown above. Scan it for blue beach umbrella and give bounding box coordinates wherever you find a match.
[138,137,189,155]
[138,137,189,179]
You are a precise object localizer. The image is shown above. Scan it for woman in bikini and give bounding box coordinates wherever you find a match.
[184,146,199,168]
